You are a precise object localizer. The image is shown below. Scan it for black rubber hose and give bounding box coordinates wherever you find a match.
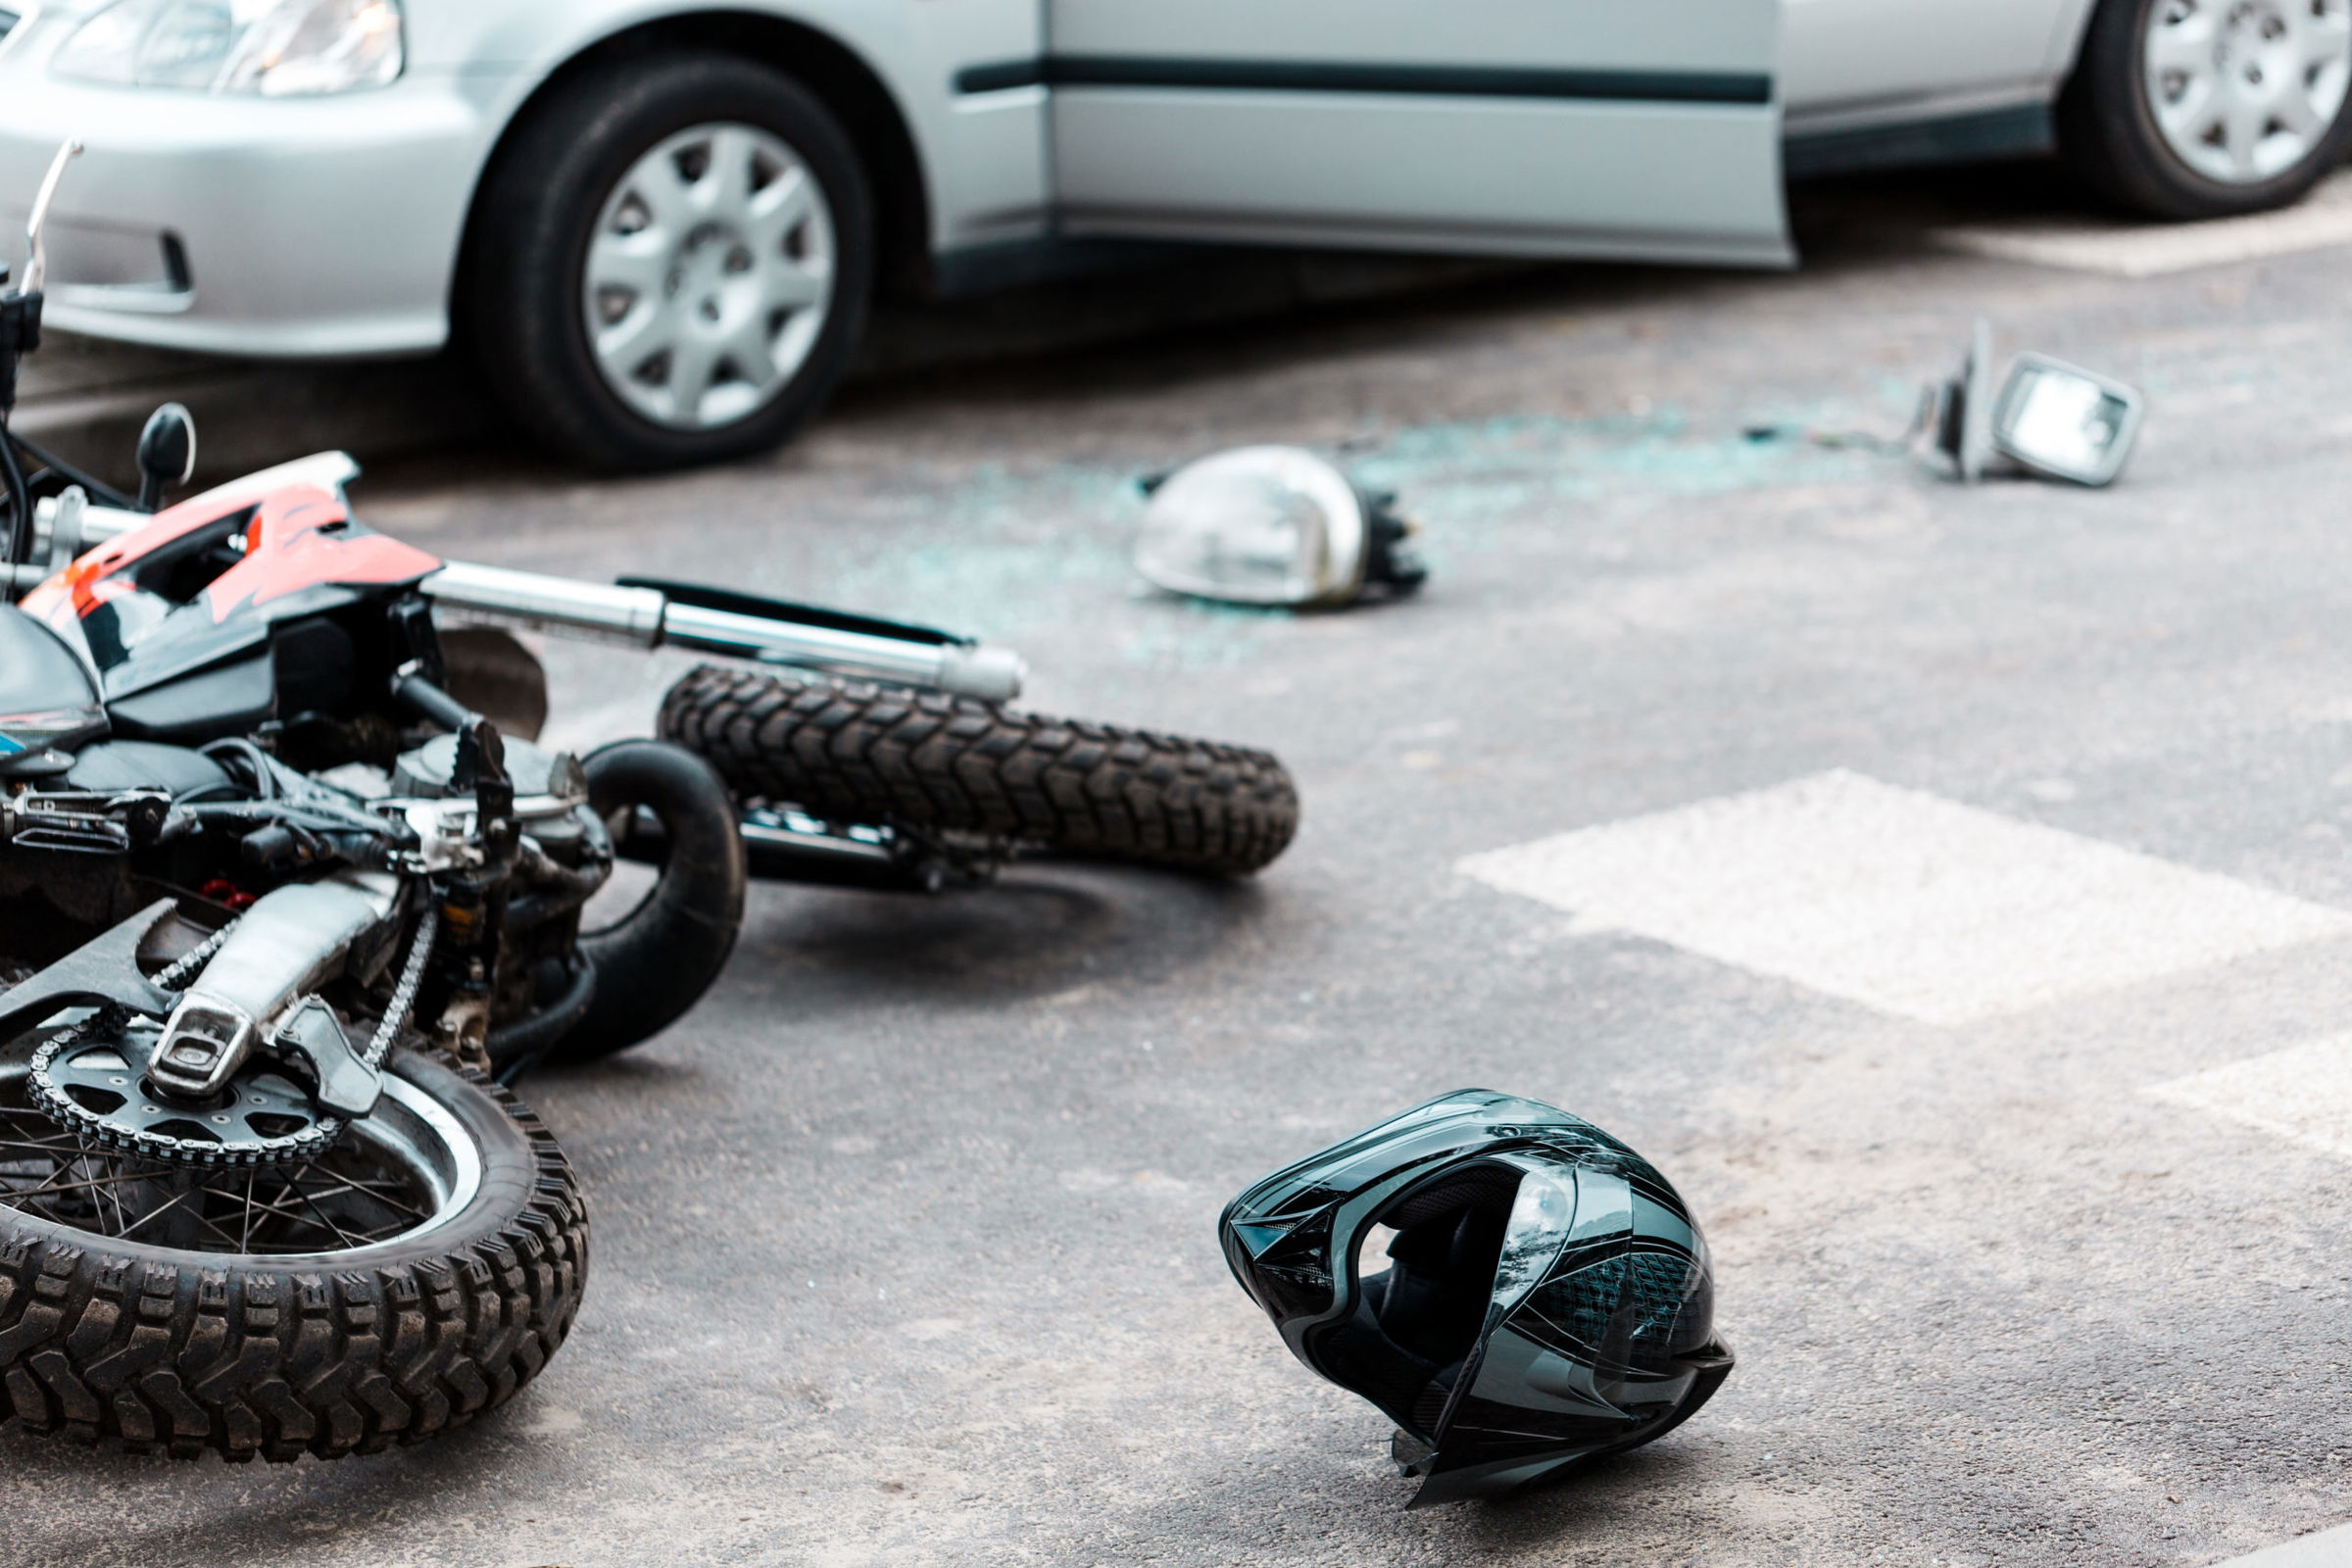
[537,739,746,1065]
[488,952,598,1084]
[10,430,138,512]
[505,843,608,934]
[0,430,33,567]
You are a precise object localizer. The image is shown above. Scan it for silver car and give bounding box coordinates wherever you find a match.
[0,0,2342,469]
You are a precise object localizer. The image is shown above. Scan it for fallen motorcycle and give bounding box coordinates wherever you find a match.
[0,144,1297,1460]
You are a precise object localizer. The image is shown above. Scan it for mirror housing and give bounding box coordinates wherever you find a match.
[1932,320,2144,488]
[135,402,196,511]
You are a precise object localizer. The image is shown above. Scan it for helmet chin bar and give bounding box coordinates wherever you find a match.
[1220,1088,1733,1506]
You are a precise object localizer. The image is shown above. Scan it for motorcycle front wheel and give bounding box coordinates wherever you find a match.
[659,665,1300,874]
[0,1049,587,1460]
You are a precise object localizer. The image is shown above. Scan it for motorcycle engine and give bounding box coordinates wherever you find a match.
[391,731,600,872]
[392,733,585,813]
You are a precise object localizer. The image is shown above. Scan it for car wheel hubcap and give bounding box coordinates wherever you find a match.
[583,122,836,432]
[2144,0,2352,183]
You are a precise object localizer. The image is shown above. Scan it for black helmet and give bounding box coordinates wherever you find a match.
[1219,1088,1733,1505]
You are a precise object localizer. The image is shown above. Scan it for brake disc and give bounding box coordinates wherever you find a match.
[25,1010,345,1167]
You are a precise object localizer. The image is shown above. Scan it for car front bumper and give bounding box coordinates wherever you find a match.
[0,15,510,359]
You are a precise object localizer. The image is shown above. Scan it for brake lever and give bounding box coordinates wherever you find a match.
[2,141,83,564]
[20,139,83,297]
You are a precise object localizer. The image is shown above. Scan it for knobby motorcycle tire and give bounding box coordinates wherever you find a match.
[0,1053,587,1461]
[659,665,1300,874]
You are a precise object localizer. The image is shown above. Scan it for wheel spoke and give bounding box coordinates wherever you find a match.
[2278,86,2327,134]
[586,231,670,299]
[746,167,815,252]
[0,1136,94,1155]
[8,1168,172,1199]
[2309,5,2352,54]
[2148,13,2220,74]
[2225,94,2271,173]
[623,150,697,233]
[116,1184,231,1247]
[2156,78,2223,143]
[595,296,678,375]
[760,259,830,313]
[283,1181,365,1251]
[98,1162,130,1237]
[286,1175,430,1225]
[699,125,760,219]
[666,339,720,419]
[721,321,780,391]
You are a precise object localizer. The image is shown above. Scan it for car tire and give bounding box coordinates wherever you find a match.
[2059,0,2352,220]
[467,52,875,471]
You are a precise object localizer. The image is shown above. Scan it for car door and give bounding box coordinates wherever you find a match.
[1780,0,2095,135]
[1037,0,1790,267]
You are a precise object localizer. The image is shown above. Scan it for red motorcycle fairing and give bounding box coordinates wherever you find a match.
[21,479,442,703]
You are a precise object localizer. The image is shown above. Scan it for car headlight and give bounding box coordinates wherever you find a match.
[1133,445,1428,610]
[52,0,403,96]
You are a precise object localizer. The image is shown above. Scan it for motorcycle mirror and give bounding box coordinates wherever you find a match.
[135,402,196,511]
[20,139,83,297]
[1132,445,1427,610]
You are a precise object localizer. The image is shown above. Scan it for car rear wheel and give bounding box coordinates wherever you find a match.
[2060,0,2352,220]
[468,53,875,471]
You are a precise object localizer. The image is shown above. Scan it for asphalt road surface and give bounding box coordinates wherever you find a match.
[13,167,2352,1567]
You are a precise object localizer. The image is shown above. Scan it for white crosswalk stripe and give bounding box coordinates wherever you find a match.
[2145,1035,2352,1161]
[1457,769,2352,1026]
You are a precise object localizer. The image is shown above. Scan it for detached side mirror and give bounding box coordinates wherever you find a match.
[1988,354,2144,487]
[1931,319,1997,484]
[1932,319,2144,487]
[135,402,195,512]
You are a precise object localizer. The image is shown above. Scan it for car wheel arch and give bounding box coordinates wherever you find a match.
[447,9,932,342]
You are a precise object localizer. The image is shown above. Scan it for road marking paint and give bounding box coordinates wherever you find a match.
[2205,1520,2352,1567]
[1456,770,2352,1026]
[1931,171,2352,277]
[2145,1036,2352,1161]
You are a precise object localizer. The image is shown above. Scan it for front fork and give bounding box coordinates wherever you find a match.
[614,799,1005,895]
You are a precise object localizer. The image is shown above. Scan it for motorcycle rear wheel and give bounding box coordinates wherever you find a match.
[659,665,1300,874]
[0,1049,587,1460]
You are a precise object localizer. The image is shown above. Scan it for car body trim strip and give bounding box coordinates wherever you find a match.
[955,57,1772,106]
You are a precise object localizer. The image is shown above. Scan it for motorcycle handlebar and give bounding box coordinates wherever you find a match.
[38,468,1027,703]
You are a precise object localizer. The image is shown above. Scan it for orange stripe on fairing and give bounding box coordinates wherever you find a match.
[20,481,444,635]
[202,486,441,621]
